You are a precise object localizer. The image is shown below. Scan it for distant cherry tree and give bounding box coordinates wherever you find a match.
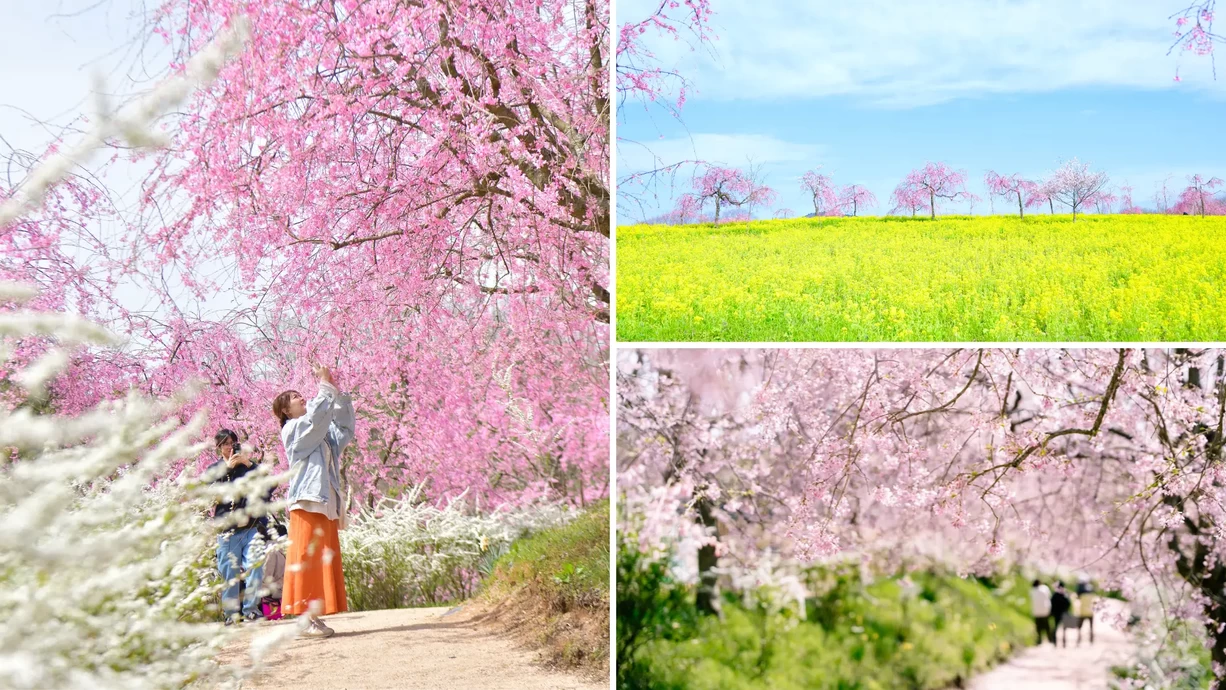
[1119,185,1145,214]
[1088,190,1119,214]
[671,193,705,224]
[889,180,929,218]
[800,169,838,217]
[692,165,776,224]
[1047,159,1110,221]
[899,162,971,219]
[837,184,877,217]
[984,172,1039,218]
[1174,174,1226,216]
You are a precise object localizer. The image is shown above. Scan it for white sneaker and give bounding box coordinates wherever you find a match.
[314,618,335,634]
[299,620,333,639]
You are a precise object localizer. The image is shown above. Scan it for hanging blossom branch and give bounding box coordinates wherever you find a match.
[493,361,570,452]
[0,16,251,229]
[1170,1,1221,79]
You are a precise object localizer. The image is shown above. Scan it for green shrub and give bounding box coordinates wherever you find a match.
[487,499,609,613]
[483,501,610,672]
[618,550,1036,690]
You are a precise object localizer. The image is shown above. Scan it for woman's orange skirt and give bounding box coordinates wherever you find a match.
[282,509,348,616]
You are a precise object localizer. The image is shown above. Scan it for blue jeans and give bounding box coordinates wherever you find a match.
[217,525,266,617]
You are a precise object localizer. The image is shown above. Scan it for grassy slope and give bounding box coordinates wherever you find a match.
[479,500,610,676]
[625,570,1035,690]
[616,214,1226,342]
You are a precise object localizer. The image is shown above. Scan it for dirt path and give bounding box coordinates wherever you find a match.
[968,604,1134,690]
[218,606,605,690]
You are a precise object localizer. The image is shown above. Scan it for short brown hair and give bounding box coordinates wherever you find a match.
[272,390,298,428]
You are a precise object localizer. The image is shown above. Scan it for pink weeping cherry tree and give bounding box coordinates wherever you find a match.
[889,180,930,218]
[984,171,1039,218]
[837,184,877,217]
[4,0,615,509]
[900,162,972,219]
[1119,184,1146,214]
[1088,189,1119,215]
[1173,174,1226,216]
[690,165,776,224]
[1028,179,1060,215]
[800,169,839,217]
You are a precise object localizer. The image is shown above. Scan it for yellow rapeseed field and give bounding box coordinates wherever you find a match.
[615,214,1226,342]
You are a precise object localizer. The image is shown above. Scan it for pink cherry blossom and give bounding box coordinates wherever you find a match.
[800,169,839,217]
[1171,174,1226,216]
[4,0,612,509]
[984,171,1039,218]
[688,165,775,223]
[1044,158,1110,221]
[837,184,877,217]
[896,162,971,219]
[619,348,1226,675]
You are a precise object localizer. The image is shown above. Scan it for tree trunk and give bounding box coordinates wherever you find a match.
[852,199,857,217]
[714,198,721,224]
[695,497,719,615]
[929,190,936,220]
[1049,198,1054,214]
[1165,490,1226,689]
[1017,191,1024,219]
[1208,597,1226,689]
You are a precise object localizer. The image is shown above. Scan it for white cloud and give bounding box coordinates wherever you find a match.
[618,132,826,173]
[619,0,1224,106]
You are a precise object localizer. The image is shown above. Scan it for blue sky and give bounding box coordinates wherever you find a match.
[1,2,248,324]
[616,0,1226,222]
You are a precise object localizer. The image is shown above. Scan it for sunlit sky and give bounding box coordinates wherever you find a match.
[616,0,1226,222]
[1,1,252,325]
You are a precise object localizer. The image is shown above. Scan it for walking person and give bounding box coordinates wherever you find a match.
[273,364,355,639]
[1050,581,1073,647]
[208,429,270,624]
[1074,576,1097,645]
[1030,579,1052,645]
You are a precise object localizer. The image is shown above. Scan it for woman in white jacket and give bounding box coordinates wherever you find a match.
[272,365,355,639]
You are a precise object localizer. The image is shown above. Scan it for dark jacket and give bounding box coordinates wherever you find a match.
[208,458,271,533]
[1050,591,1071,620]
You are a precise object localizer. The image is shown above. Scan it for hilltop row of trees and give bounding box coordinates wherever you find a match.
[646,160,1225,224]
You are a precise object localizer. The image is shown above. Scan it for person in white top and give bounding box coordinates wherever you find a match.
[1030,579,1053,645]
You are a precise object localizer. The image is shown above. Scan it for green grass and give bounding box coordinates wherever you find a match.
[484,501,610,670]
[488,500,610,611]
[619,545,1037,690]
[616,214,1226,342]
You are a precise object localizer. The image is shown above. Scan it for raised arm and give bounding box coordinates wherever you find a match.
[328,389,356,452]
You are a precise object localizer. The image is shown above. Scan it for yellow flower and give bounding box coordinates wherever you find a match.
[616,215,1226,342]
